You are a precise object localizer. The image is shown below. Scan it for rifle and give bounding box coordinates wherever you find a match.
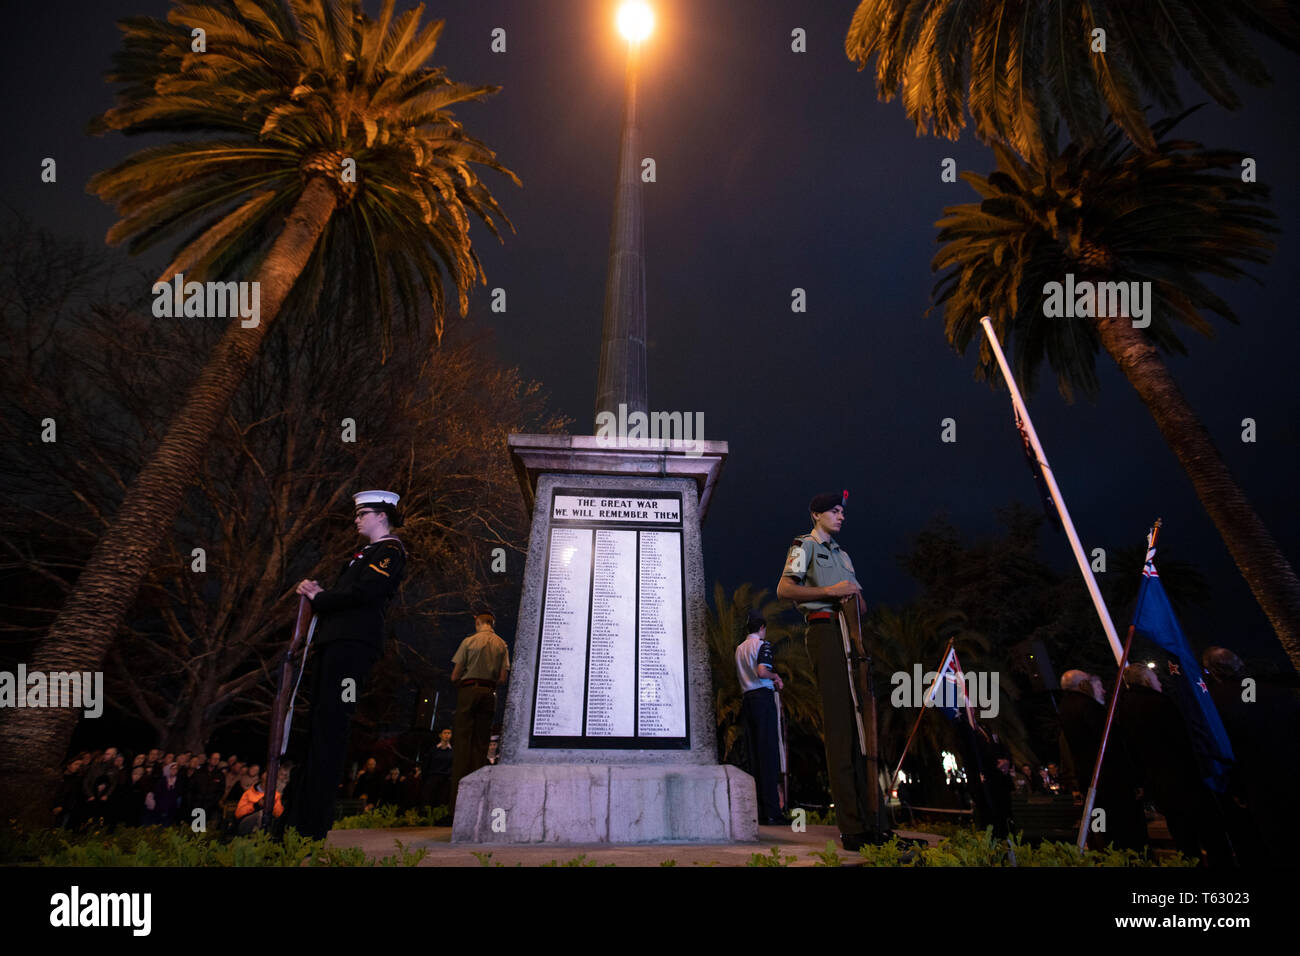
[775,688,789,810]
[264,595,314,832]
[837,595,890,834]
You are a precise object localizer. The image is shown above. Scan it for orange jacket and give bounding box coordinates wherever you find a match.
[235,785,283,819]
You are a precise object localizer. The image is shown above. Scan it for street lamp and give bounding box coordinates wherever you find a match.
[616,1,654,44]
[594,2,655,426]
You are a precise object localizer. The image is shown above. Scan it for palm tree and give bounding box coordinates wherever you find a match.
[0,0,517,823]
[930,111,1300,669]
[845,0,1300,162]
[704,583,822,766]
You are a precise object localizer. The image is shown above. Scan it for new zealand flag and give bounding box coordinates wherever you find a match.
[1131,544,1234,792]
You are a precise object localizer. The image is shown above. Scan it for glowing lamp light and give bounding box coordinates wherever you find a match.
[617,1,654,43]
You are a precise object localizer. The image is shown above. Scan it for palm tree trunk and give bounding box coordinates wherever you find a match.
[0,178,339,825]
[1094,314,1300,670]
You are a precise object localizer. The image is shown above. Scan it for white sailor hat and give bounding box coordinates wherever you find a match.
[353,490,400,509]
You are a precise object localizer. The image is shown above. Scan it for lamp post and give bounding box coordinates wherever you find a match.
[594,2,655,429]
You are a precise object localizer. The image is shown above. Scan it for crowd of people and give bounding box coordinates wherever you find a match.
[1049,646,1300,866]
[53,747,274,833]
[907,645,1299,867]
[51,729,467,836]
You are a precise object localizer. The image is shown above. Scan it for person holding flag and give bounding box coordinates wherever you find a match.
[1057,668,1147,851]
[1201,646,1300,866]
[1116,663,1234,866]
[1130,534,1234,795]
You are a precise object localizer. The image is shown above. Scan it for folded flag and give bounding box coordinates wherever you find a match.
[1013,406,1064,532]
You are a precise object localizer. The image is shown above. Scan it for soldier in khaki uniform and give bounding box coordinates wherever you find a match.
[449,608,510,813]
[776,491,877,851]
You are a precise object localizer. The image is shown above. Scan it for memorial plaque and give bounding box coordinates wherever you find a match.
[532,527,591,737]
[636,530,685,738]
[530,488,689,748]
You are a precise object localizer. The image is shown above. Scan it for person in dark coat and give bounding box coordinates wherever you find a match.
[51,758,85,829]
[402,766,426,810]
[109,766,146,828]
[191,752,226,826]
[1057,670,1146,852]
[377,766,404,808]
[1203,646,1300,867]
[81,747,121,807]
[286,490,406,840]
[350,757,383,807]
[128,766,153,826]
[425,728,454,808]
[1116,664,1233,866]
[142,761,185,826]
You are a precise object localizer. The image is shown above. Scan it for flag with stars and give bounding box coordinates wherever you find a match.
[924,644,976,728]
[1131,533,1234,792]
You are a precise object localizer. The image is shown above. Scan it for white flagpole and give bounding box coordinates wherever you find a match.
[979,317,1123,663]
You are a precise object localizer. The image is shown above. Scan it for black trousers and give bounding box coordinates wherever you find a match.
[287,639,379,840]
[742,687,782,821]
[1153,784,1235,867]
[806,619,874,836]
[450,684,495,814]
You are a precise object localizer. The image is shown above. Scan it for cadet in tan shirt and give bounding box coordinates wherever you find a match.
[776,490,878,851]
[449,609,509,813]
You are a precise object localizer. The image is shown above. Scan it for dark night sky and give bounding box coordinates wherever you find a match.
[2,1,1298,669]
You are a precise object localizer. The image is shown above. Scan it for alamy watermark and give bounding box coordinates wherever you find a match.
[595,402,705,457]
[1042,273,1151,328]
[50,886,151,936]
[152,272,261,327]
[0,665,103,718]
[890,664,1000,719]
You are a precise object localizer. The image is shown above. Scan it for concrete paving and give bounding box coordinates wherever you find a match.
[325,823,942,867]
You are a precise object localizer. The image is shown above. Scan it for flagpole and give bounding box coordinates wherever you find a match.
[888,638,956,792]
[979,317,1123,664]
[1075,623,1137,851]
[1075,520,1161,850]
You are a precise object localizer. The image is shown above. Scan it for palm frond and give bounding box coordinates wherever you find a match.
[89,0,517,341]
[929,112,1276,402]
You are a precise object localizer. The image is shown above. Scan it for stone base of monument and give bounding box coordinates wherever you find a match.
[451,764,758,844]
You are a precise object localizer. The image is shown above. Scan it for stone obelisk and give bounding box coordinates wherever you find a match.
[452,6,751,845]
[593,37,649,424]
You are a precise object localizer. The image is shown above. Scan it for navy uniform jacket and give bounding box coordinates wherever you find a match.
[310,537,406,652]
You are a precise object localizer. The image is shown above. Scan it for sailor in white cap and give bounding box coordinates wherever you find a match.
[287,490,407,839]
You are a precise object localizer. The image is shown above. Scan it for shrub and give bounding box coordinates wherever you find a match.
[855,826,1197,867]
[333,804,450,829]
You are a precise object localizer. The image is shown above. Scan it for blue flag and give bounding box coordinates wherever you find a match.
[1131,546,1233,792]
